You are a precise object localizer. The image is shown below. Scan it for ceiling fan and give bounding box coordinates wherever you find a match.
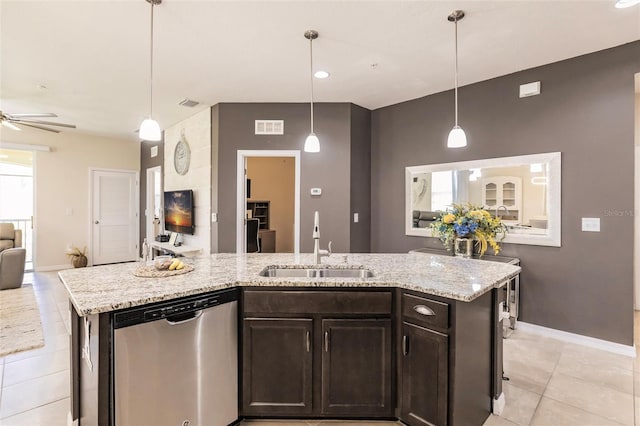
[0,110,76,133]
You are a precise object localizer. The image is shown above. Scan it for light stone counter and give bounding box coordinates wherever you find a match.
[58,252,521,316]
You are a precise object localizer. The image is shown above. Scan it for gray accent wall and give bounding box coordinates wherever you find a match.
[216,103,355,253]
[350,104,372,252]
[371,41,640,345]
[139,139,164,250]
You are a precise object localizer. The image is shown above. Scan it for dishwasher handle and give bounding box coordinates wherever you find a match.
[165,310,203,326]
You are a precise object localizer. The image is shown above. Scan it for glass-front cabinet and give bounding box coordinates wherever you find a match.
[481,177,522,224]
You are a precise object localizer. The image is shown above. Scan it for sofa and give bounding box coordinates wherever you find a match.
[0,223,23,252]
[0,224,25,290]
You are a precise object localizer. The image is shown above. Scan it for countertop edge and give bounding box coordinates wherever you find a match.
[64,268,521,317]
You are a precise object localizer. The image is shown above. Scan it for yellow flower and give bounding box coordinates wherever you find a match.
[443,214,455,224]
[470,210,484,219]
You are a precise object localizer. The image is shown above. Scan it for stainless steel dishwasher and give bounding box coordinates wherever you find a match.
[113,288,238,426]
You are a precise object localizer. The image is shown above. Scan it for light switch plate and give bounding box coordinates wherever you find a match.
[581,217,600,232]
[310,188,322,196]
[354,213,359,223]
[150,145,158,158]
[211,213,218,223]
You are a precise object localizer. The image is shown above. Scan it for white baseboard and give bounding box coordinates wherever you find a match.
[517,321,636,358]
[34,264,70,272]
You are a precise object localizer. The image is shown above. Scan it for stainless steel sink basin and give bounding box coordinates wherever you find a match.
[259,266,375,279]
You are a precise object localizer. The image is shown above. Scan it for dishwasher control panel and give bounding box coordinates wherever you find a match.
[143,297,220,321]
[113,288,238,329]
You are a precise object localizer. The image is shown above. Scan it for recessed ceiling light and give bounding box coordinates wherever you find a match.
[314,70,330,79]
[615,0,640,8]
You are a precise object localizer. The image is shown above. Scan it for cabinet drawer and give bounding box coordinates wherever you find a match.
[244,290,392,315]
[402,293,449,331]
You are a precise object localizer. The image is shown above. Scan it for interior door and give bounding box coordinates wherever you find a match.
[91,169,138,265]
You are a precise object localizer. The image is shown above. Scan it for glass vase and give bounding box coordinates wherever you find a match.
[454,237,473,258]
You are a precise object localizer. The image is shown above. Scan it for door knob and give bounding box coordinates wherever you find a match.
[94,220,99,224]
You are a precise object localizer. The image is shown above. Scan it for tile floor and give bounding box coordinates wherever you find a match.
[0,271,637,425]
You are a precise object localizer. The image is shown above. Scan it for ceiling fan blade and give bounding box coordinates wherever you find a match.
[17,122,61,133]
[7,113,58,118]
[11,118,76,128]
[1,121,21,131]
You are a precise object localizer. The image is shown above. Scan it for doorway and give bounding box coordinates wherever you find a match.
[236,150,300,253]
[0,149,34,271]
[90,168,139,265]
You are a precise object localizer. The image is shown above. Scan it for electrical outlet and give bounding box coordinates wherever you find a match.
[581,217,600,232]
[211,213,218,223]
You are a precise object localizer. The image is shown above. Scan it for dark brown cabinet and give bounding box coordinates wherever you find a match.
[241,289,394,419]
[400,292,450,426]
[242,318,313,416]
[401,322,448,426]
[321,319,392,416]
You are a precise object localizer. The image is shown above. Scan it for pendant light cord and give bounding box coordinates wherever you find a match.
[454,16,459,127]
[309,36,314,134]
[149,1,155,118]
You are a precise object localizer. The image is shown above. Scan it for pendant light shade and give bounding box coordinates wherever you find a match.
[615,0,640,8]
[139,0,162,142]
[304,133,320,153]
[447,10,467,149]
[139,118,162,141]
[304,30,320,153]
[447,125,467,148]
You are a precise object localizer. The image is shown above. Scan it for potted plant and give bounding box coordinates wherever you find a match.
[66,246,88,268]
[430,203,507,257]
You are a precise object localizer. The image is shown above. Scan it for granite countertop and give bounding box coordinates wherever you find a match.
[58,252,521,316]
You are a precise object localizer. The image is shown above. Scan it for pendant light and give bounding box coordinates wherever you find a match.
[447,10,467,149]
[615,0,640,8]
[304,30,320,153]
[139,0,162,142]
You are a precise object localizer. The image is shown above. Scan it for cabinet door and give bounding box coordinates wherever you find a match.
[401,322,448,426]
[242,318,313,416]
[321,319,392,416]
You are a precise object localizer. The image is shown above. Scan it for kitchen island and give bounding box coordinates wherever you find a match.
[59,252,520,426]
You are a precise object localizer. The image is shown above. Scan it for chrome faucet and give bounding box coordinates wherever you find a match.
[495,205,509,219]
[313,211,332,264]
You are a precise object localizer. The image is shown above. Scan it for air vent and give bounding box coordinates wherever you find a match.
[255,120,284,135]
[178,99,199,107]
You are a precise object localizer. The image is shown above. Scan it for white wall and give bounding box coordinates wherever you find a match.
[1,128,140,269]
[164,108,211,253]
[634,78,639,309]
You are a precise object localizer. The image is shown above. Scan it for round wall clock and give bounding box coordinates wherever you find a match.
[174,134,191,175]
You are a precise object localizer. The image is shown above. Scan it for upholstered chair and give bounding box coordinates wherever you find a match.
[0,223,23,252]
[0,248,26,290]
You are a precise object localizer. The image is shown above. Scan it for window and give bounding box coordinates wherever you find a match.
[431,171,453,211]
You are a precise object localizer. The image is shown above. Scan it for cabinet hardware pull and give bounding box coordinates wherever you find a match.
[413,305,435,316]
[402,335,408,356]
[306,330,310,352]
[324,331,329,352]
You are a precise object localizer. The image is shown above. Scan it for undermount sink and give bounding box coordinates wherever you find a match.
[259,266,375,279]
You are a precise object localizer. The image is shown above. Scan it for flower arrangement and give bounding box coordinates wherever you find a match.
[430,203,507,256]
